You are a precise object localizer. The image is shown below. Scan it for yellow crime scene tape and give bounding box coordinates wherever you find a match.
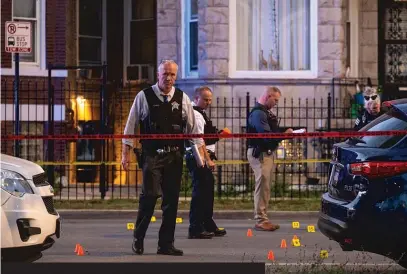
[35,158,330,166]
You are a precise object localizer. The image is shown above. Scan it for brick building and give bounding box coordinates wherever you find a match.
[1,0,68,161]
[2,0,407,191]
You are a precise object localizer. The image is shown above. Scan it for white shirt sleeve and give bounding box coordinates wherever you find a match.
[193,110,206,148]
[122,91,148,148]
[182,93,204,146]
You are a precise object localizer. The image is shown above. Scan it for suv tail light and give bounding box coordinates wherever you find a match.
[349,161,407,179]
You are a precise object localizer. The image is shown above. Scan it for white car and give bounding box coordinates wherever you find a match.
[1,153,61,262]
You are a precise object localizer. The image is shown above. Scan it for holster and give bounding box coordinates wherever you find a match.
[133,148,144,169]
[251,147,262,159]
[208,150,217,161]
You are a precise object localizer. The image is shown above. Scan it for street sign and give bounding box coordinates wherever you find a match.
[5,21,31,53]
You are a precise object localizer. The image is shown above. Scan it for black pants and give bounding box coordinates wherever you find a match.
[134,150,183,248]
[186,153,217,234]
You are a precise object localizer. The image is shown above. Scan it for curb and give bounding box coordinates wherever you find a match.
[57,209,319,220]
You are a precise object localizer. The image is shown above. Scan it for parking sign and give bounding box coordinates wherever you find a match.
[5,21,31,53]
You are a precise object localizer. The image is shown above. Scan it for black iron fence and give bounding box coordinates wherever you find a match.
[1,76,371,201]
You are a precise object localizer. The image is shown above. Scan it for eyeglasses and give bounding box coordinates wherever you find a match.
[364,95,378,101]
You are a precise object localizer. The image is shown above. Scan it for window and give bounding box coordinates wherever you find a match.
[358,111,407,148]
[229,0,318,78]
[183,0,198,77]
[78,0,105,78]
[12,0,40,63]
[123,0,156,82]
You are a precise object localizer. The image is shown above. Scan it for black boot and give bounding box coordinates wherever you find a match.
[212,228,227,237]
[157,245,183,256]
[132,239,144,255]
[188,231,214,239]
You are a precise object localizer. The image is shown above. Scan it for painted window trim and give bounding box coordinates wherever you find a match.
[1,0,67,77]
[228,0,319,79]
[181,0,198,79]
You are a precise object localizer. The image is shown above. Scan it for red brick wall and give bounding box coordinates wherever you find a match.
[1,0,68,162]
[1,0,68,71]
[1,121,67,163]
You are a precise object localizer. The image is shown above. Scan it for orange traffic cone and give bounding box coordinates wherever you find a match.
[267,250,275,261]
[280,239,287,248]
[247,229,253,237]
[77,245,84,256]
[293,235,298,240]
[74,243,80,253]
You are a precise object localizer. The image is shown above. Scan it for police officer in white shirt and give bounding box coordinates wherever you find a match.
[186,86,227,239]
[121,60,202,256]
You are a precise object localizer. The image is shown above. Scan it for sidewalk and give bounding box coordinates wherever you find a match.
[57,209,319,220]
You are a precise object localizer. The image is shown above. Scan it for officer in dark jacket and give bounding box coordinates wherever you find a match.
[354,100,384,131]
[247,87,293,231]
[121,60,201,256]
[186,86,227,239]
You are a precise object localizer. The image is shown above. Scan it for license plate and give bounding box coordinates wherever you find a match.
[329,165,340,187]
[321,200,329,215]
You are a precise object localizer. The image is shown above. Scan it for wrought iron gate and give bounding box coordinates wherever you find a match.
[379,0,407,100]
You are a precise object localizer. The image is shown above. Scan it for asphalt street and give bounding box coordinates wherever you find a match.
[36,215,407,272]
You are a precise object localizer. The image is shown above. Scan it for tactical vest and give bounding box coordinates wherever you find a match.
[139,87,184,150]
[247,106,280,151]
[193,106,219,146]
[354,109,384,131]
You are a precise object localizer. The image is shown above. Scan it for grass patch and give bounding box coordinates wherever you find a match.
[54,198,321,211]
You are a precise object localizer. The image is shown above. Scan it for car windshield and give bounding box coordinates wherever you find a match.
[356,109,407,148]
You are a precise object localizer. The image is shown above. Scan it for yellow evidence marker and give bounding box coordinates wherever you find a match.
[176,217,183,224]
[292,221,300,229]
[127,223,135,230]
[307,225,316,233]
[320,250,329,259]
[151,216,156,222]
[292,238,301,247]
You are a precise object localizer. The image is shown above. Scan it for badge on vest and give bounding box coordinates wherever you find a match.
[171,101,180,111]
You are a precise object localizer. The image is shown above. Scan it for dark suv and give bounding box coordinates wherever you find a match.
[318,98,407,269]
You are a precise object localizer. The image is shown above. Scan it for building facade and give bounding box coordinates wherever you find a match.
[2,0,407,192]
[1,0,68,161]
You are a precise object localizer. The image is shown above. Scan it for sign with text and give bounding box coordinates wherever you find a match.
[5,21,31,53]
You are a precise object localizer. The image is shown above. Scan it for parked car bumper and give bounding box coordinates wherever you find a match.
[1,189,60,260]
[317,192,363,246]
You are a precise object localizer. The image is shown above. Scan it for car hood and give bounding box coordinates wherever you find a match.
[0,154,44,179]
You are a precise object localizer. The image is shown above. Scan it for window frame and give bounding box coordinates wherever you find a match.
[181,0,198,79]
[0,0,67,77]
[12,0,41,65]
[228,0,319,79]
[76,0,107,77]
[348,0,359,78]
[123,0,156,83]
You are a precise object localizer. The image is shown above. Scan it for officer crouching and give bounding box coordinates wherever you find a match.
[186,86,227,239]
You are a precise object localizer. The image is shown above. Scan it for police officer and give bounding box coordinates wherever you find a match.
[121,60,201,256]
[186,86,227,239]
[354,96,384,131]
[247,86,293,231]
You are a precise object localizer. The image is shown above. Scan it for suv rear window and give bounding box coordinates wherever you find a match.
[357,109,407,148]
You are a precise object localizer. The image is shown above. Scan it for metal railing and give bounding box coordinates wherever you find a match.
[1,77,367,201]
